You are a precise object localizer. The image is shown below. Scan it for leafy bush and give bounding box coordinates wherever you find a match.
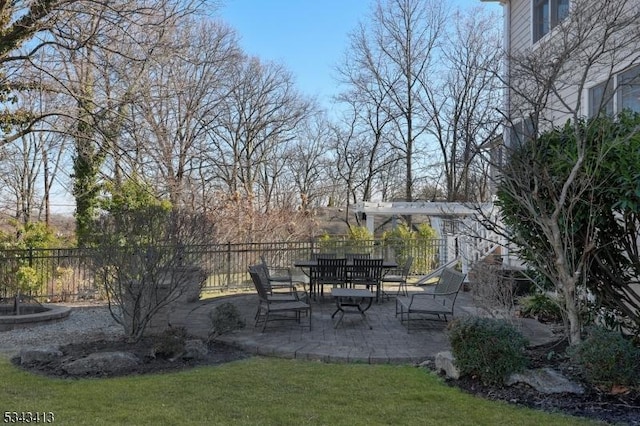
[348,225,373,240]
[316,233,334,253]
[208,302,245,339]
[153,327,188,359]
[0,221,70,297]
[448,317,529,385]
[415,223,437,239]
[518,292,563,323]
[382,223,438,272]
[15,266,40,294]
[345,226,374,253]
[569,327,640,387]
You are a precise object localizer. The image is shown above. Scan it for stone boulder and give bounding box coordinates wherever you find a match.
[63,351,140,376]
[435,351,460,379]
[506,367,585,394]
[19,347,62,365]
[182,339,208,360]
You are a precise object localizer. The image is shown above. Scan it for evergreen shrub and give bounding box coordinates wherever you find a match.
[448,317,529,385]
[569,327,640,387]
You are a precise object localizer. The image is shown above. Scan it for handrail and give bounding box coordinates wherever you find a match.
[414,257,461,285]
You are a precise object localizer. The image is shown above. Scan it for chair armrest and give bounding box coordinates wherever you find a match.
[293,283,310,302]
[267,266,292,278]
[409,290,458,303]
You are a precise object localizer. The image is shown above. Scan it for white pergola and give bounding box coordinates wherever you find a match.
[354,201,494,237]
[355,201,515,279]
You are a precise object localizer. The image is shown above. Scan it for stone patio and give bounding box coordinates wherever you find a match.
[163,288,558,364]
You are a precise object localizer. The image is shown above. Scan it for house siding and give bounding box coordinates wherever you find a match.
[506,0,640,127]
[509,0,529,54]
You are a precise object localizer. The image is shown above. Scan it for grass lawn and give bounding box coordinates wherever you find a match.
[0,356,597,425]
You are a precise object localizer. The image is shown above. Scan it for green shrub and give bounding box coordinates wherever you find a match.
[569,327,640,387]
[316,233,334,253]
[382,223,438,272]
[15,265,41,293]
[518,292,563,323]
[208,302,245,339]
[415,223,437,239]
[448,317,529,385]
[348,225,373,240]
[153,327,188,359]
[345,226,374,254]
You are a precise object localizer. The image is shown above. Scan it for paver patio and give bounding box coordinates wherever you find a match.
[164,288,557,364]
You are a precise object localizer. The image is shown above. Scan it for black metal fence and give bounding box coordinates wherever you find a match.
[0,238,451,302]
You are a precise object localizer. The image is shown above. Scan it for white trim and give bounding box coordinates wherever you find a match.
[356,201,493,216]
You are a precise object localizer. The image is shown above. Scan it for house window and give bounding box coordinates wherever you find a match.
[589,65,640,117]
[533,0,570,43]
[618,66,640,113]
[588,80,614,118]
[507,118,535,147]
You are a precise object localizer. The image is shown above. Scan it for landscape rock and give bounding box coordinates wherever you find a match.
[19,347,62,365]
[506,367,584,394]
[435,351,460,379]
[182,339,208,360]
[417,359,434,368]
[63,351,140,376]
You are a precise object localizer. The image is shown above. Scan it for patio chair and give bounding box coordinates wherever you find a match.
[260,255,293,287]
[311,257,347,300]
[381,256,413,297]
[348,258,384,301]
[311,252,336,260]
[248,265,312,332]
[248,264,307,319]
[345,253,371,287]
[345,253,371,262]
[260,255,309,301]
[395,267,466,332]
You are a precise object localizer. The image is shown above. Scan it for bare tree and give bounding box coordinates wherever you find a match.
[338,0,447,206]
[491,0,640,345]
[286,113,334,211]
[0,128,66,224]
[206,56,312,203]
[334,55,400,205]
[91,207,214,342]
[0,1,203,146]
[329,106,399,227]
[126,18,241,207]
[0,1,203,243]
[422,7,502,202]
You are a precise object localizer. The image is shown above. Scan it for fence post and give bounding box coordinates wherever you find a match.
[28,247,34,267]
[226,242,231,291]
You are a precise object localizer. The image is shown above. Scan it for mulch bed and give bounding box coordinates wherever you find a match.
[12,337,250,379]
[436,339,640,425]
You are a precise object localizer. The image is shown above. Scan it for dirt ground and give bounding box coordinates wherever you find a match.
[12,337,640,425]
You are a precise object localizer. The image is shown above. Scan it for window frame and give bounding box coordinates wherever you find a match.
[507,118,535,148]
[533,0,570,43]
[588,65,640,117]
[588,79,614,118]
[617,66,640,114]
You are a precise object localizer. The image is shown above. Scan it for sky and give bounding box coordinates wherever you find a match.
[218,0,503,110]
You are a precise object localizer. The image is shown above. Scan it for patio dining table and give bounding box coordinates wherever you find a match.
[293,258,398,301]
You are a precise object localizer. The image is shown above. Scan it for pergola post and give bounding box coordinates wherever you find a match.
[366,213,375,234]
